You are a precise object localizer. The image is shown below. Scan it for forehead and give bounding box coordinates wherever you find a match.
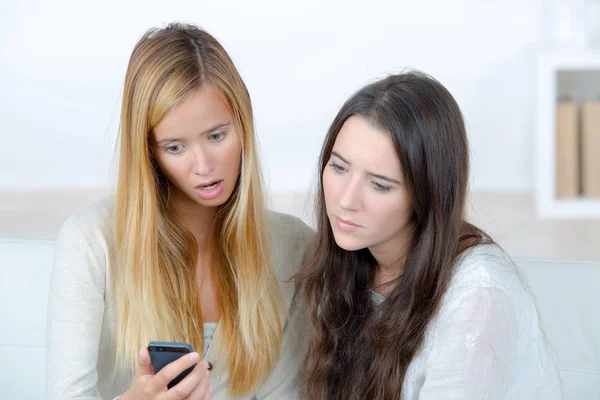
[153,84,232,139]
[333,115,402,176]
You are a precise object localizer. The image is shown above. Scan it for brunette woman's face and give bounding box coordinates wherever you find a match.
[151,84,242,208]
[323,116,414,257]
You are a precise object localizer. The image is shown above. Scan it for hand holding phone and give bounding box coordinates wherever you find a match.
[120,343,212,400]
[148,341,196,388]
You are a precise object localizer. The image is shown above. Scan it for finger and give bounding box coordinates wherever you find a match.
[164,361,209,400]
[148,352,200,394]
[188,369,212,400]
[135,347,154,378]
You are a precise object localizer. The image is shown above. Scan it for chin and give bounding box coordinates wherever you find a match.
[332,233,367,252]
[196,193,232,207]
[194,197,228,207]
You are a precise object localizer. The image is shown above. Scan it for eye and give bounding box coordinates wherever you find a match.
[372,181,391,192]
[208,132,225,141]
[328,162,347,174]
[165,144,184,153]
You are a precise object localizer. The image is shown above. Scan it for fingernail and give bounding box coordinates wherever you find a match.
[189,352,199,362]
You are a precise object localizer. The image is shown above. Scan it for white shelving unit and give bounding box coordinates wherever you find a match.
[535,50,600,219]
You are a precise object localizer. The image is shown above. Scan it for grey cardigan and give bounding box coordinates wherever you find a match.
[46,197,313,400]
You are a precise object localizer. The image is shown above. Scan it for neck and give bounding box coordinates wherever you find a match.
[170,189,215,253]
[372,258,406,295]
[370,230,413,294]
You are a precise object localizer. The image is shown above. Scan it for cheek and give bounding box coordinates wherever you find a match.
[218,138,242,174]
[397,190,414,221]
[155,156,185,184]
[369,195,413,230]
[152,153,172,177]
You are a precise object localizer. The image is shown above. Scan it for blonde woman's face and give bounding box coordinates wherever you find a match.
[322,116,414,256]
[151,84,242,208]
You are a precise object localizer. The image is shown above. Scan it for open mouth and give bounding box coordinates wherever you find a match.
[199,181,220,191]
[194,180,224,200]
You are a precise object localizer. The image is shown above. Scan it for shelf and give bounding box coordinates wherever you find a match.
[535,50,600,219]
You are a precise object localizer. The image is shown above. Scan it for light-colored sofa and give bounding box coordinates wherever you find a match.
[1,237,599,399]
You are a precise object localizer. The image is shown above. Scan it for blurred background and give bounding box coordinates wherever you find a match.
[1,0,599,260]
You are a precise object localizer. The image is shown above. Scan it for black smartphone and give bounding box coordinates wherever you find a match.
[148,341,196,389]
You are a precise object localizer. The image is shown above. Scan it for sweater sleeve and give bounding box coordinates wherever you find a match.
[253,218,314,400]
[418,285,519,399]
[46,215,107,400]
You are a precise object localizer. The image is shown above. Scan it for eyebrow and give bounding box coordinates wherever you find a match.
[155,122,231,145]
[331,150,402,185]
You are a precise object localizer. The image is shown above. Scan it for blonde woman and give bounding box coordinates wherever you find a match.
[46,23,313,400]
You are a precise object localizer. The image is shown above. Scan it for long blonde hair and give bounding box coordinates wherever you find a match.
[114,23,284,396]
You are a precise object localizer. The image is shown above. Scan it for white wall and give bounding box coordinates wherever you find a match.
[0,0,543,192]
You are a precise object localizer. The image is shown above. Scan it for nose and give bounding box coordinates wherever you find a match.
[192,146,214,176]
[338,177,361,211]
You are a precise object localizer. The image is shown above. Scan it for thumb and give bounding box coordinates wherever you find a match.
[135,347,154,378]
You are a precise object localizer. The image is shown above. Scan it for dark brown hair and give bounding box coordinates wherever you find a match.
[298,71,489,399]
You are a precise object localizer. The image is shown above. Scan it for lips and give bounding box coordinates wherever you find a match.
[334,216,362,231]
[194,180,224,200]
[337,217,360,227]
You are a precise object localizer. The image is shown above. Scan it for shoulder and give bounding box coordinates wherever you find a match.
[449,243,522,294]
[267,210,315,280]
[50,197,117,298]
[69,195,114,227]
[439,243,535,323]
[57,196,116,256]
[266,210,315,246]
